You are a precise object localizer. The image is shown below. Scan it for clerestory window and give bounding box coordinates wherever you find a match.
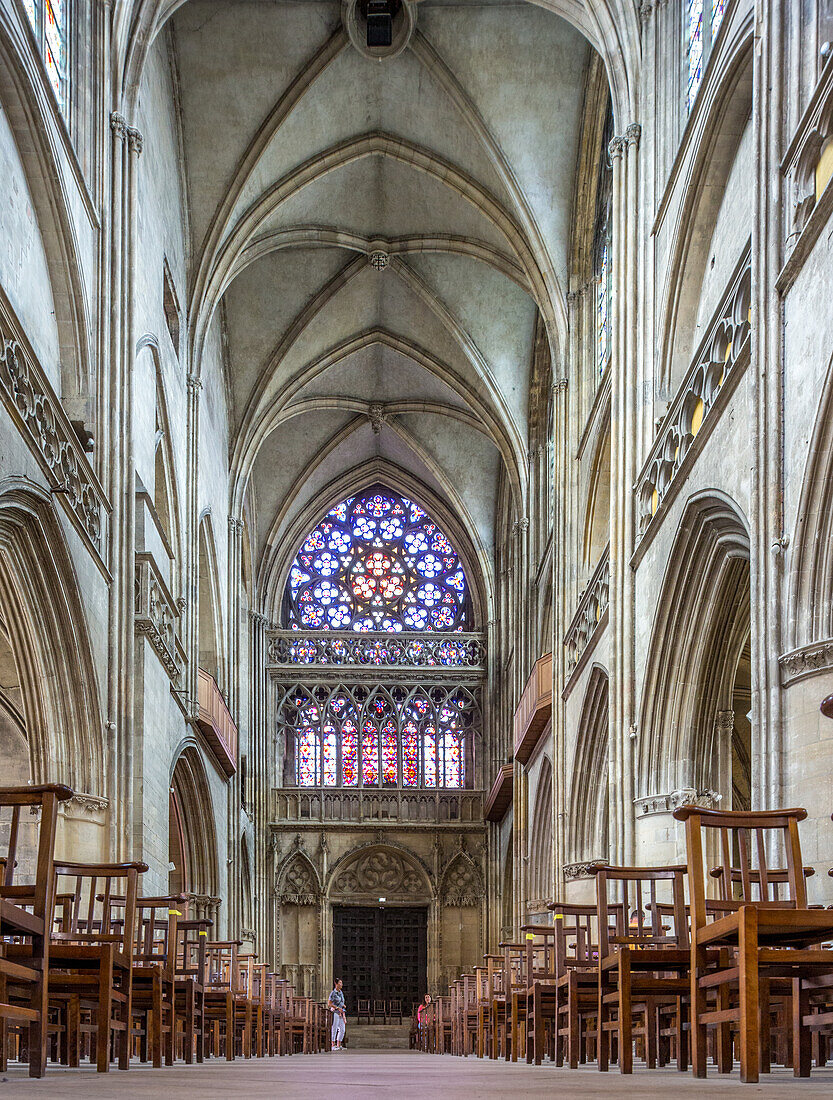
[23,0,69,113]
[686,0,727,111]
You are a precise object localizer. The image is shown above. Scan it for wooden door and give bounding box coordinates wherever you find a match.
[332,905,427,1010]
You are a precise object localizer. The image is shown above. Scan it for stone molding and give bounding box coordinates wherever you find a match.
[525,897,552,911]
[564,860,608,881]
[779,639,833,686]
[267,629,486,675]
[634,788,722,817]
[135,553,185,684]
[0,295,108,556]
[58,793,109,824]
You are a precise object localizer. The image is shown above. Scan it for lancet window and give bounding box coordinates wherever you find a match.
[595,108,614,377]
[686,0,727,111]
[24,0,68,111]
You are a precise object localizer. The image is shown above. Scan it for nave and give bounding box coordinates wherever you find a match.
[3,1049,833,1099]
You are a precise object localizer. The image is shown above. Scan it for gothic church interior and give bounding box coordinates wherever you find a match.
[1,0,833,1087]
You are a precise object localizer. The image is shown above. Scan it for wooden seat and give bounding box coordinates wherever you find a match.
[203,940,246,1060]
[174,916,212,1063]
[674,805,833,1083]
[357,996,371,1024]
[388,996,402,1024]
[0,783,72,1077]
[593,863,691,1075]
[372,997,387,1024]
[45,859,147,1072]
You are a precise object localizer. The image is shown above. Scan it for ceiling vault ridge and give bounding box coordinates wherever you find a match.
[191,130,545,371]
[230,326,526,517]
[234,227,530,291]
[257,457,494,623]
[282,396,489,436]
[409,30,564,342]
[190,27,348,308]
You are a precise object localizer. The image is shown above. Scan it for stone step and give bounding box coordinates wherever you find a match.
[343,1022,412,1050]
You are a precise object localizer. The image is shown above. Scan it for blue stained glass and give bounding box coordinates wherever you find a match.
[711,0,725,37]
[285,486,470,633]
[687,0,704,110]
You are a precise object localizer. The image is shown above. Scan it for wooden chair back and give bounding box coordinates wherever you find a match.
[673,806,809,937]
[205,939,243,991]
[548,901,624,974]
[520,925,556,985]
[51,860,147,956]
[176,917,213,983]
[592,864,689,957]
[0,783,72,937]
[104,892,188,979]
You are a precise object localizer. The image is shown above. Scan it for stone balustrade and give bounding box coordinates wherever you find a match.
[272,786,483,824]
[564,545,610,680]
[266,629,486,678]
[635,251,751,549]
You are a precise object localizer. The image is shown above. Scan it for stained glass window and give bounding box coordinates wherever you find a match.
[284,487,470,632]
[597,239,610,374]
[687,0,725,111]
[595,107,614,379]
[280,682,476,789]
[24,0,69,112]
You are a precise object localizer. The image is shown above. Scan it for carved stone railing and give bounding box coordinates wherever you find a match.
[196,668,238,776]
[267,630,486,678]
[135,553,185,685]
[778,53,833,293]
[634,250,751,553]
[272,787,483,825]
[564,545,610,681]
[0,293,109,558]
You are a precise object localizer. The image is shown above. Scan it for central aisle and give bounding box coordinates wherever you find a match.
[4,1052,833,1098]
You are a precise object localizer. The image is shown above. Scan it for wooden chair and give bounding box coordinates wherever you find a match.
[388,996,402,1024]
[0,783,72,1077]
[174,916,212,1062]
[593,863,691,1074]
[46,860,147,1072]
[372,997,387,1024]
[491,942,525,1060]
[357,996,371,1024]
[106,893,185,1067]
[203,940,244,1060]
[674,805,833,1083]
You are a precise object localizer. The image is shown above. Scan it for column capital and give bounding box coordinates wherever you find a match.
[608,135,625,161]
[553,377,569,394]
[127,127,144,156]
[110,112,127,141]
[229,515,244,535]
[187,374,202,395]
[639,1,654,23]
[625,122,642,148]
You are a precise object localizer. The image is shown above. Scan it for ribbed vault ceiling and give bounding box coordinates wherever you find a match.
[166,0,592,608]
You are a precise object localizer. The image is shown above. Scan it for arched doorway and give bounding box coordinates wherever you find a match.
[169,747,220,923]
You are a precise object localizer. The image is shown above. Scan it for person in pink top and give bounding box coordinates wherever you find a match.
[417,993,432,1031]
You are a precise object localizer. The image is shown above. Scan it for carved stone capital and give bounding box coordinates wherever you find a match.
[228,515,244,535]
[779,639,833,686]
[186,374,202,395]
[625,123,642,148]
[564,859,608,881]
[640,1,654,22]
[110,112,127,140]
[368,402,385,434]
[127,127,144,156]
[608,135,625,161]
[634,789,722,817]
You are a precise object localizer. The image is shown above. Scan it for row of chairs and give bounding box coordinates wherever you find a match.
[0,784,330,1077]
[417,805,833,1084]
[356,997,404,1024]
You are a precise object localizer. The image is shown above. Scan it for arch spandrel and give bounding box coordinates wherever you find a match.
[326,842,433,904]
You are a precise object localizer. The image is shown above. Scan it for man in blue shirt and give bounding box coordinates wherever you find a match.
[328,978,346,1050]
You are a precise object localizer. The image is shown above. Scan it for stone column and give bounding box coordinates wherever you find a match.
[184,374,201,717]
[249,610,270,956]
[226,517,244,936]
[551,376,569,895]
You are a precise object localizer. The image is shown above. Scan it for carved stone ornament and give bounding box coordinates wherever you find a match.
[279,856,319,906]
[135,554,184,685]
[333,849,423,896]
[779,640,833,686]
[563,859,608,881]
[0,308,106,552]
[634,789,722,817]
[369,251,389,271]
[442,856,483,907]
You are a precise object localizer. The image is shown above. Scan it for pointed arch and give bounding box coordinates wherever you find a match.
[569,665,609,863]
[788,348,833,649]
[0,479,103,793]
[583,416,611,569]
[171,746,219,901]
[277,848,322,902]
[198,513,225,691]
[638,492,750,799]
[528,757,553,903]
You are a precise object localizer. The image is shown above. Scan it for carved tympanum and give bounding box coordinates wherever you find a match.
[333,849,422,895]
[280,855,319,905]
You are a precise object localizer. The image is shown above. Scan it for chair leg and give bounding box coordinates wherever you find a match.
[691,947,708,1078]
[738,906,760,1084]
[618,953,633,1075]
[97,952,114,1072]
[793,979,811,1078]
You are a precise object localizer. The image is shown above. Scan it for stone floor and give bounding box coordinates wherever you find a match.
[2,1051,833,1098]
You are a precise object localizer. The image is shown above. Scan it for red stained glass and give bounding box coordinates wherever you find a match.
[402,724,419,787]
[382,720,397,785]
[342,721,358,786]
[362,722,379,786]
[298,727,319,786]
[440,733,460,788]
[423,727,437,787]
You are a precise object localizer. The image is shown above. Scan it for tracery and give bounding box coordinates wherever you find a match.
[280,487,478,790]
